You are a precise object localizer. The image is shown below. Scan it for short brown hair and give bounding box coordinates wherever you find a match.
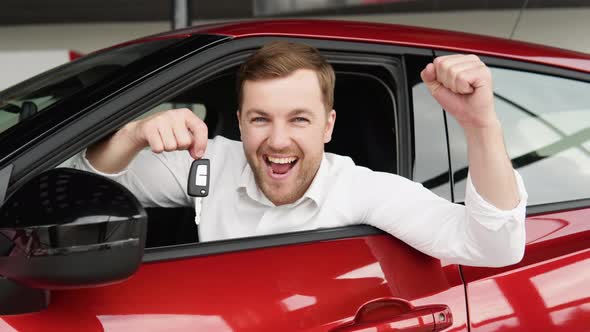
[237,41,335,111]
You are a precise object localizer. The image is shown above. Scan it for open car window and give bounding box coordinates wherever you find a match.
[64,58,401,248]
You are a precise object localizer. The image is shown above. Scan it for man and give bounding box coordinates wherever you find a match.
[72,41,527,267]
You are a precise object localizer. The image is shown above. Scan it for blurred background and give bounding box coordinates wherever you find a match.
[1,0,589,90]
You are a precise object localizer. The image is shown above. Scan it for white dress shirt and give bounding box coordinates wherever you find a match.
[71,135,528,267]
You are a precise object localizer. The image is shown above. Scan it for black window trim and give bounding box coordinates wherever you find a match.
[527,198,590,216]
[144,225,385,263]
[435,50,590,215]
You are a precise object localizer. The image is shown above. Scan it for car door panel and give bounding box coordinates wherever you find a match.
[2,234,467,331]
[463,207,590,332]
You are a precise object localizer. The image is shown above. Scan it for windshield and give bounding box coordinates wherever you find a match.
[0,39,178,135]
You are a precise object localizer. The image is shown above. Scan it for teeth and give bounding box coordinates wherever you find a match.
[267,156,297,164]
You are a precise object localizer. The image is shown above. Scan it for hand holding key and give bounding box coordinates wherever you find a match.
[125,108,209,160]
[86,108,209,174]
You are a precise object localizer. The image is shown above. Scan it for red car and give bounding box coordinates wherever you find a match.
[0,20,589,331]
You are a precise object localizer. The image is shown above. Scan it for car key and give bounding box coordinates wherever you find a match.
[188,159,210,197]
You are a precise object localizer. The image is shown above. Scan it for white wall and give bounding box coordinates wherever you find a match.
[2,9,589,54]
[0,50,76,90]
[0,22,179,88]
[0,8,589,88]
[0,22,172,53]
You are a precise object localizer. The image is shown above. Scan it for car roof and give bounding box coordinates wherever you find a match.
[131,19,590,74]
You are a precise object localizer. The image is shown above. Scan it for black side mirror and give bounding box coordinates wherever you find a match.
[0,168,147,290]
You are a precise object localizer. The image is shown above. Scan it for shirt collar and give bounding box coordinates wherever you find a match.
[304,154,330,205]
[238,163,274,206]
[237,154,330,207]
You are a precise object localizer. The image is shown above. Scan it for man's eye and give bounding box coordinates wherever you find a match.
[251,117,268,123]
[293,117,310,123]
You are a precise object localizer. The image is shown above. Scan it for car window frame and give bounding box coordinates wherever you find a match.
[139,57,404,248]
[4,35,434,262]
[138,37,430,261]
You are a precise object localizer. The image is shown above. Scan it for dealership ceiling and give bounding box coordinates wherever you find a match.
[2,0,589,25]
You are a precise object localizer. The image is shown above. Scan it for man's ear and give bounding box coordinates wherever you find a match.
[323,109,336,143]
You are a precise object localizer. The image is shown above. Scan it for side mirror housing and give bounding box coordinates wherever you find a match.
[0,168,147,290]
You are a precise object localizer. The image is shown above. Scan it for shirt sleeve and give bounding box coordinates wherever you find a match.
[69,147,193,208]
[360,168,527,267]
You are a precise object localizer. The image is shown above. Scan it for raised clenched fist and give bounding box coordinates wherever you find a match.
[421,54,498,130]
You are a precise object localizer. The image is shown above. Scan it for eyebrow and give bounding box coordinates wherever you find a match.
[243,108,315,117]
[288,109,315,117]
[243,109,270,117]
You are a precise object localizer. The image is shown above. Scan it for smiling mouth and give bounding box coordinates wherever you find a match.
[264,155,299,177]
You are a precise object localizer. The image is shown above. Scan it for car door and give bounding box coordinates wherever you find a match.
[0,36,468,331]
[2,232,467,332]
[438,51,590,332]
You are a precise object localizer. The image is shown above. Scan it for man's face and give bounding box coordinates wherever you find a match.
[238,69,336,206]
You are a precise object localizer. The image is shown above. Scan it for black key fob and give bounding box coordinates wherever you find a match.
[188,159,210,197]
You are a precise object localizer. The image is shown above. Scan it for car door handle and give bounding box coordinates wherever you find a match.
[332,298,452,332]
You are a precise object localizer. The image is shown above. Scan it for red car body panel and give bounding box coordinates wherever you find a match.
[462,207,590,332]
[2,236,468,331]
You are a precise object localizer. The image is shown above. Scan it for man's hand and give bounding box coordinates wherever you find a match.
[123,108,208,159]
[421,54,498,129]
[87,108,208,174]
[421,55,521,210]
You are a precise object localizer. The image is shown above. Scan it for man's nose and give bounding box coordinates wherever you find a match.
[267,124,291,150]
